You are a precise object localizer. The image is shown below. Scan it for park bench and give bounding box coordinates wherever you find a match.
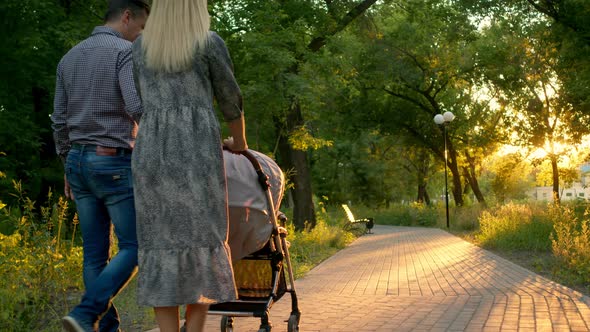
[341,204,374,233]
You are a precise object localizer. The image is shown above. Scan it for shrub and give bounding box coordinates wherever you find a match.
[476,202,553,251]
[550,205,590,284]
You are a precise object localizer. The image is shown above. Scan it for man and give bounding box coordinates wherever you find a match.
[51,1,149,331]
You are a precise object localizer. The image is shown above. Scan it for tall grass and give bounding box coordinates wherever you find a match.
[0,182,82,331]
[476,202,553,251]
[284,208,356,278]
[367,202,439,227]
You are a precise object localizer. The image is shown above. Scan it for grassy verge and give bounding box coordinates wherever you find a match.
[456,202,588,297]
[0,193,359,331]
[467,202,590,297]
[359,201,590,297]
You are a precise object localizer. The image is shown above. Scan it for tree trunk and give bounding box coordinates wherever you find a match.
[276,103,316,230]
[415,149,431,205]
[447,144,464,206]
[550,154,560,204]
[417,184,431,205]
[462,150,486,206]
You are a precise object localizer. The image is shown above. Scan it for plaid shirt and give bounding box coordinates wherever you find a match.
[51,26,142,160]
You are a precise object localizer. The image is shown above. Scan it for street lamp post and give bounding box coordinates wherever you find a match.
[433,111,455,229]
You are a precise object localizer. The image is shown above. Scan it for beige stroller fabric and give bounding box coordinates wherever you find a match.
[224,150,285,262]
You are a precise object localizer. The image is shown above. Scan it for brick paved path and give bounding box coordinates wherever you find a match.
[148,225,590,332]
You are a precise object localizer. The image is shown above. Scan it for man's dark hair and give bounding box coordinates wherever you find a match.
[104,0,150,22]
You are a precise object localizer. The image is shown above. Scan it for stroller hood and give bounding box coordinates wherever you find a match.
[224,149,285,262]
[224,149,284,215]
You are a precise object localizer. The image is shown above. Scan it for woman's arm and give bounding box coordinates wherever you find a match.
[224,114,248,152]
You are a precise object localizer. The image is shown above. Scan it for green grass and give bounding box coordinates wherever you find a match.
[113,279,155,331]
[358,202,484,231]
[450,201,590,296]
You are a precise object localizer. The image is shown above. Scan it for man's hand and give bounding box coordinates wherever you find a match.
[64,174,74,200]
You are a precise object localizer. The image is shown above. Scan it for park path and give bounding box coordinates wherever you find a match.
[147,225,590,331]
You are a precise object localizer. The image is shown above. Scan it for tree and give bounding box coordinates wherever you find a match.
[211,0,384,229]
[481,152,534,203]
[347,0,506,206]
[0,0,105,204]
[523,0,590,127]
[477,12,590,203]
[460,0,590,134]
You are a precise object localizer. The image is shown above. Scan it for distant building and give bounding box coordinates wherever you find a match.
[529,162,590,201]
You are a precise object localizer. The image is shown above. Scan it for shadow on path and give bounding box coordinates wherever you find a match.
[147,225,590,332]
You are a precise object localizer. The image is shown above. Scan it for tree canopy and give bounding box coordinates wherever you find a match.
[2,0,590,225]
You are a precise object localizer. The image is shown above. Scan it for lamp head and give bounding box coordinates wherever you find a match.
[434,114,444,125]
[443,111,455,122]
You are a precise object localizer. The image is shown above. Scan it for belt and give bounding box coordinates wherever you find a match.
[71,144,132,156]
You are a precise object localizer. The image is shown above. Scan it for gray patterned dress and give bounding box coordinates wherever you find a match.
[131,32,242,307]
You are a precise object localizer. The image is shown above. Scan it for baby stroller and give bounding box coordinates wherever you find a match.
[209,149,300,332]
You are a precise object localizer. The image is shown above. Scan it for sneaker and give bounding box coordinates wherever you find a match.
[62,315,95,332]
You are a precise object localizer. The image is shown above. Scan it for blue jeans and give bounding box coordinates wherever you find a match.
[65,145,138,331]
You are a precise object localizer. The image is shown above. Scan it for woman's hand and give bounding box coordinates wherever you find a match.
[223,136,248,153]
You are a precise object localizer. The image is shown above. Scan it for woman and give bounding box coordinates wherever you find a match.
[131,0,247,331]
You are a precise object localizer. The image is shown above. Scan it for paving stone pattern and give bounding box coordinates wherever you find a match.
[148,225,590,332]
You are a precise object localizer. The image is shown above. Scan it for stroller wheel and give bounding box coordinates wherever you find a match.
[287,313,299,332]
[220,315,234,332]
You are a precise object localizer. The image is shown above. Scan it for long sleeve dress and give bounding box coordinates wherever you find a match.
[131,32,243,307]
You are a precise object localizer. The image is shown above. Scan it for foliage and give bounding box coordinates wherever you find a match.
[535,158,580,188]
[0,0,105,205]
[474,2,590,203]
[550,204,590,284]
[344,0,507,206]
[0,185,82,331]
[479,152,535,203]
[288,125,333,151]
[371,202,439,227]
[476,202,553,251]
[312,133,419,206]
[211,0,384,228]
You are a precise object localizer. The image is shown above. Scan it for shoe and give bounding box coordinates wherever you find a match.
[62,315,94,332]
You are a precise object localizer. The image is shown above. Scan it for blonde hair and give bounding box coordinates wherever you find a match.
[141,0,210,72]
